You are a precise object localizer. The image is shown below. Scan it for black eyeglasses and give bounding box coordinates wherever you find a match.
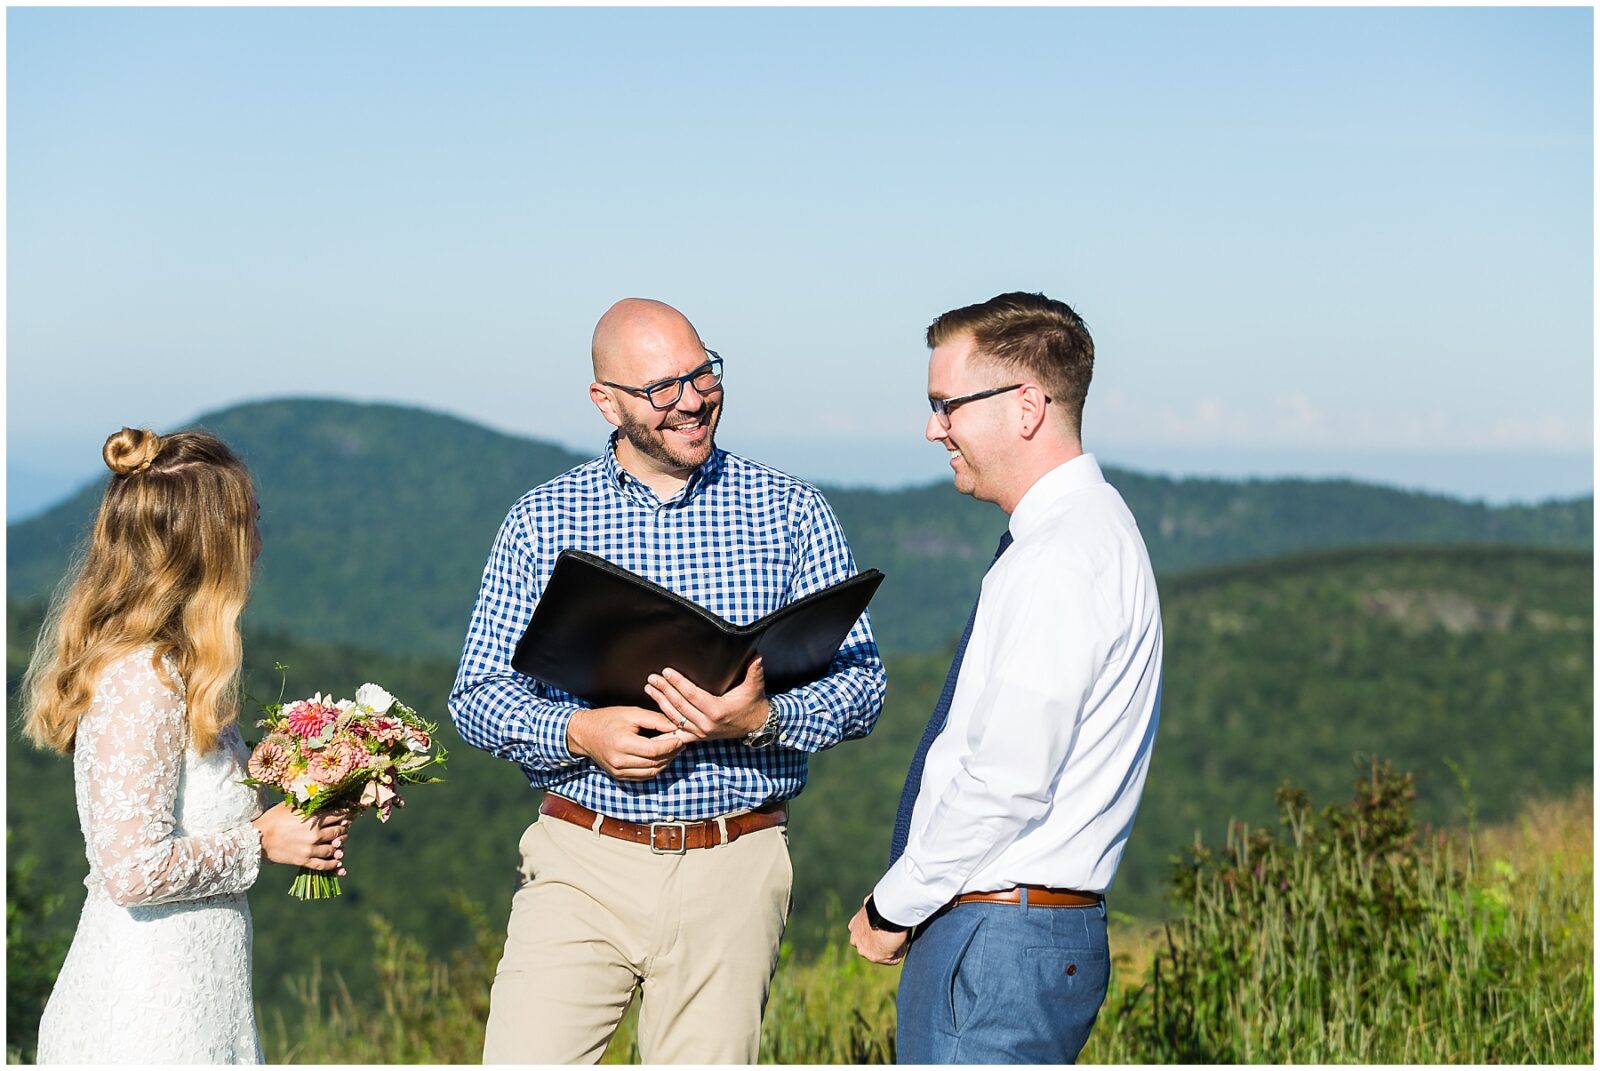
[602,351,724,410]
[928,383,1030,428]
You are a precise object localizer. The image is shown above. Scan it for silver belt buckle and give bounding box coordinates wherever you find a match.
[649,820,689,854]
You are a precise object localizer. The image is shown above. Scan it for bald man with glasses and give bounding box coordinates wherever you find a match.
[451,298,886,1064]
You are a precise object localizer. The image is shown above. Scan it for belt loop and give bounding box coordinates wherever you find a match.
[589,811,604,836]
[715,815,730,846]
[1021,886,1031,911]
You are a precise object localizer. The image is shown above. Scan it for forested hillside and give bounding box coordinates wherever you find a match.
[786,544,1594,944]
[9,544,1590,1004]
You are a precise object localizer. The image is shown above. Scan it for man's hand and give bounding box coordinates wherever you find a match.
[644,658,770,742]
[566,706,687,781]
[848,899,910,965]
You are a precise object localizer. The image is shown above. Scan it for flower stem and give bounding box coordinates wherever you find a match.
[288,866,344,900]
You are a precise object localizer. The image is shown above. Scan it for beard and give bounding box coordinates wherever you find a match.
[616,402,721,471]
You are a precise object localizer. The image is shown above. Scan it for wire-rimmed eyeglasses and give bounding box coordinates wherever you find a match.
[602,351,724,410]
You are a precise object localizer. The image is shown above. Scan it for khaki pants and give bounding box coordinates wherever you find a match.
[482,809,793,1064]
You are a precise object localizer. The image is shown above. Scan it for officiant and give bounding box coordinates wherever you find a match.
[449,297,887,1064]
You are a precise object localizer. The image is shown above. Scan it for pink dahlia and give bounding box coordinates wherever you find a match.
[248,738,293,785]
[285,700,339,740]
[306,743,357,786]
[333,739,366,772]
[370,716,406,745]
[406,727,432,752]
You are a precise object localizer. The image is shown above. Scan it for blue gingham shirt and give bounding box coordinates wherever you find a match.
[449,435,887,821]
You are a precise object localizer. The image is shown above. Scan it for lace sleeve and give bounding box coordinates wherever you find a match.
[79,654,264,907]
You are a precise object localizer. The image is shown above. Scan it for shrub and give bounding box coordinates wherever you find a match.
[1084,760,1593,1063]
[6,833,71,1064]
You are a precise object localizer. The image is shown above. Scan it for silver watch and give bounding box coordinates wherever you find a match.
[743,707,779,749]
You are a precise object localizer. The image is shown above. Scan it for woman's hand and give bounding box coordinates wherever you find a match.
[252,803,350,874]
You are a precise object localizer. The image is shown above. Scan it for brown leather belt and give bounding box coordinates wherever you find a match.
[954,884,1103,909]
[539,794,786,854]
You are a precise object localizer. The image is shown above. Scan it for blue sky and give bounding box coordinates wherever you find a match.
[6,6,1593,517]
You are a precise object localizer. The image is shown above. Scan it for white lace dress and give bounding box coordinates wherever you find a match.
[35,649,267,1065]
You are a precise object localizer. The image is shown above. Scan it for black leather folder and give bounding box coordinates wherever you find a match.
[511,549,885,709]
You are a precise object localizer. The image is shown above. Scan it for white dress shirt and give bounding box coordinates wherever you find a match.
[873,453,1163,926]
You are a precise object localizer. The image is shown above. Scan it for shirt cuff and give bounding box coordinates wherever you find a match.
[872,860,948,928]
[528,702,586,769]
[766,691,811,750]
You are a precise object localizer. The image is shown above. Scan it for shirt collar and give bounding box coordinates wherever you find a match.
[1008,453,1106,542]
[602,431,725,505]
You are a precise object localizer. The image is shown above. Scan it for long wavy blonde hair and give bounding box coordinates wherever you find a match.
[22,427,258,755]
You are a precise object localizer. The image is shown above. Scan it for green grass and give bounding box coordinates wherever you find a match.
[260,893,499,1065]
[256,773,1592,1064]
[1080,778,1593,1063]
[597,940,901,1065]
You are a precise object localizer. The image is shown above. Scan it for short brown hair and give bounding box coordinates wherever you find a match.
[926,291,1094,437]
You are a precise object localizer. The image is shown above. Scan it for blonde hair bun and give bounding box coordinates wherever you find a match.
[103,427,163,476]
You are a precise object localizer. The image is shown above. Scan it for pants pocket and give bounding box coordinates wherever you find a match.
[773,829,794,918]
[946,916,989,1034]
[514,819,547,889]
[1024,944,1110,1060]
[1026,944,1110,992]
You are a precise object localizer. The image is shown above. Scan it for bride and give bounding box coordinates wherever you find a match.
[22,427,351,1064]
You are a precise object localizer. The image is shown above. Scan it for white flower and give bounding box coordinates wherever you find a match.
[336,699,356,715]
[356,682,396,713]
[288,771,320,803]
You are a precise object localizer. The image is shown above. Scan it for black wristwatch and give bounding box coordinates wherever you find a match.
[865,895,911,934]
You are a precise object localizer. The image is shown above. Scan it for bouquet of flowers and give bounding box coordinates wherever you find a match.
[243,680,446,899]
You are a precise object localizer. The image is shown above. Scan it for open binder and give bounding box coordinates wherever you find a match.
[511,549,885,709]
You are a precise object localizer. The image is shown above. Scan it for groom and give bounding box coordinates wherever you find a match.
[450,297,887,1064]
[848,292,1163,1063]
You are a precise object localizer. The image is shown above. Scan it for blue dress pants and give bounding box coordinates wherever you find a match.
[895,896,1110,1064]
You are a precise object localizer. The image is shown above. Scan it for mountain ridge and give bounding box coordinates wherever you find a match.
[9,397,1592,657]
